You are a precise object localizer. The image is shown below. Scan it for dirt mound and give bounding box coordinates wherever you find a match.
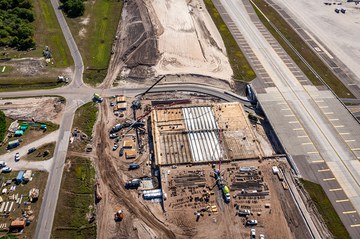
[119,0,158,69]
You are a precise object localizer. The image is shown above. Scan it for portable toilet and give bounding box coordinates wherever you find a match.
[14,130,24,137]
[16,171,25,184]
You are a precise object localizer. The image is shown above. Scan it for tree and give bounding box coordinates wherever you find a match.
[62,0,84,18]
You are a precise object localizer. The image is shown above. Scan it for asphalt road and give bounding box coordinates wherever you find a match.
[217,0,360,237]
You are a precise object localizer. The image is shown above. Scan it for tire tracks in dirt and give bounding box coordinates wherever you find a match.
[94,102,176,239]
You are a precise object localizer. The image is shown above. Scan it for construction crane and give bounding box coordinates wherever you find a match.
[131,75,166,110]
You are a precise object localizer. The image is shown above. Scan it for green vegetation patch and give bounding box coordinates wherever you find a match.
[73,102,98,137]
[60,0,84,18]
[66,0,123,85]
[251,0,354,98]
[0,111,6,142]
[204,0,255,82]
[83,69,107,87]
[52,156,96,239]
[300,179,349,239]
[0,77,65,92]
[24,142,55,161]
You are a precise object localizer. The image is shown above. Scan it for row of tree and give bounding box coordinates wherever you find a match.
[60,0,85,18]
[0,0,35,50]
[0,111,6,143]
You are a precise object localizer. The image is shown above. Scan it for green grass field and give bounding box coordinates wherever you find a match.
[204,0,256,82]
[73,102,98,137]
[300,179,349,239]
[66,0,123,85]
[251,0,354,98]
[52,156,96,239]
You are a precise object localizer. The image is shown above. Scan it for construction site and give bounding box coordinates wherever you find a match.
[91,89,312,239]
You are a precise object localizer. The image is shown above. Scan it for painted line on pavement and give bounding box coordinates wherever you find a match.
[336,199,350,203]
[343,211,357,215]
[323,178,336,181]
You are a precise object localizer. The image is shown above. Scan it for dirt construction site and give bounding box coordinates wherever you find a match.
[89,90,312,239]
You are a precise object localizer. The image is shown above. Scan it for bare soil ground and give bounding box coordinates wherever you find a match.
[159,160,305,238]
[106,0,234,88]
[93,100,179,239]
[0,97,65,125]
[149,0,233,80]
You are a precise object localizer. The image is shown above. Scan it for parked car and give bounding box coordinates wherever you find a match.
[128,164,140,170]
[28,147,36,154]
[110,102,115,107]
[246,220,258,226]
[250,229,256,239]
[238,209,251,216]
[259,234,265,239]
[0,161,6,168]
[14,152,20,162]
[119,147,124,157]
[112,144,119,151]
[2,167,12,173]
[110,133,118,139]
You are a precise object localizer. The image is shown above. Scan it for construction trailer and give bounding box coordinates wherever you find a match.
[124,149,137,159]
[7,139,20,149]
[23,170,32,183]
[116,95,126,103]
[15,171,25,184]
[123,139,134,148]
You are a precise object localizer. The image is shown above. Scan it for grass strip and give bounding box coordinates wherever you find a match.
[0,77,65,92]
[251,0,354,98]
[204,0,256,82]
[300,179,350,239]
[52,156,96,239]
[72,102,98,137]
[0,111,6,142]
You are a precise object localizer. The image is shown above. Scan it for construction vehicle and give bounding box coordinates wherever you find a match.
[128,164,140,170]
[93,93,103,103]
[114,209,123,221]
[222,185,231,203]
